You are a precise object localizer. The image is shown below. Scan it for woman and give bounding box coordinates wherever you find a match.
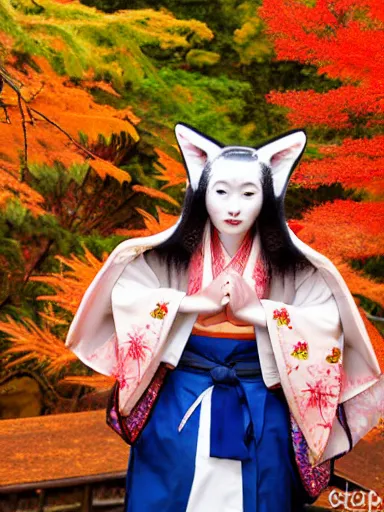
[65,124,383,512]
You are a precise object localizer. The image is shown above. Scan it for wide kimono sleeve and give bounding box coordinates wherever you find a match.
[65,248,192,416]
[111,252,194,415]
[256,265,344,465]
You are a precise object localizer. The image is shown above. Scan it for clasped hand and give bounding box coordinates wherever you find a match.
[179,271,266,327]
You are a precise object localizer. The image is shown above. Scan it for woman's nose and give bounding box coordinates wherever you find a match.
[228,210,240,218]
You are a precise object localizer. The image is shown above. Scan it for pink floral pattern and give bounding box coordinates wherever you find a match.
[286,362,299,375]
[252,256,269,298]
[301,380,337,430]
[301,364,342,432]
[271,302,343,458]
[112,350,137,390]
[126,328,152,361]
[112,304,169,392]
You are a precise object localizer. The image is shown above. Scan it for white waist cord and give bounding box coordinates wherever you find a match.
[184,386,243,512]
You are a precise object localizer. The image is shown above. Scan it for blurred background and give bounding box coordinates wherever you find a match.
[0,0,382,433]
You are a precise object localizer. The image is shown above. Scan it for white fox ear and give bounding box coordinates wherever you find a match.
[175,124,222,190]
[257,130,306,197]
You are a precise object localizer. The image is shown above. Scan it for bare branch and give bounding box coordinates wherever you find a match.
[0,104,10,124]
[17,94,29,182]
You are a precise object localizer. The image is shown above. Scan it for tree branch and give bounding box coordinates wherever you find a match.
[17,94,29,182]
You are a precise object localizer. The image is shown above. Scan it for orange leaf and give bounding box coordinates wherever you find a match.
[358,306,384,372]
[60,374,116,390]
[298,201,384,262]
[0,315,77,375]
[132,185,179,206]
[0,168,45,216]
[115,206,178,237]
[31,246,107,314]
[153,148,186,189]
[90,159,131,184]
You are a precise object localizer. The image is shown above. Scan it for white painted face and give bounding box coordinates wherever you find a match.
[205,157,263,237]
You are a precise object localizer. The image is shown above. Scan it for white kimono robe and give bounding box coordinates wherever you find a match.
[65,223,383,467]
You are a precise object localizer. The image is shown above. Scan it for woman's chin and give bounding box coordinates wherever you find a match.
[218,225,249,237]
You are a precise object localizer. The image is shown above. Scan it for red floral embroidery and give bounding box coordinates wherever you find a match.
[117,328,153,383]
[150,302,169,320]
[126,330,151,361]
[301,376,339,430]
[291,341,309,360]
[112,351,136,391]
[273,307,293,329]
[326,347,341,364]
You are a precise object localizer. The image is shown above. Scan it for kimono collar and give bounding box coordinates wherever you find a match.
[187,221,269,299]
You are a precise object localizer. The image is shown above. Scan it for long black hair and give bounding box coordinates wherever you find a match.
[153,150,311,279]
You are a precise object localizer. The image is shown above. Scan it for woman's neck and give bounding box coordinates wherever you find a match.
[218,232,246,258]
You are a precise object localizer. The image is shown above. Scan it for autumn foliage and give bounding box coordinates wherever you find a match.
[32,248,107,315]
[0,2,187,401]
[260,0,384,129]
[291,137,384,195]
[261,0,384,305]
[260,0,384,195]
[298,200,384,262]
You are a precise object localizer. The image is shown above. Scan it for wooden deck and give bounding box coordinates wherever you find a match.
[0,409,129,493]
[332,426,384,496]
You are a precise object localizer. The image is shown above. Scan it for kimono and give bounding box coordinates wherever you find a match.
[65,219,384,511]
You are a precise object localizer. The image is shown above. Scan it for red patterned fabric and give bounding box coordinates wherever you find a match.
[188,225,268,298]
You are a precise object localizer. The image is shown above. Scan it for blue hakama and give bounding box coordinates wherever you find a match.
[124,335,306,511]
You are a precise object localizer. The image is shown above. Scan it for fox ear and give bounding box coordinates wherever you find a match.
[175,124,222,190]
[257,130,307,197]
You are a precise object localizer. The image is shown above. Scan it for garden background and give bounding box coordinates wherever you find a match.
[0,0,383,427]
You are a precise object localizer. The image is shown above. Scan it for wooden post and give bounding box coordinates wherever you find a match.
[37,488,46,512]
[81,484,93,512]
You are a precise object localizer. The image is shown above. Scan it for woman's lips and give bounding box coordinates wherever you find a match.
[224,219,242,226]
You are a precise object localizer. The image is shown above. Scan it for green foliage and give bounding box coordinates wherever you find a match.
[233,4,272,65]
[0,0,342,146]
[350,256,384,284]
[285,183,366,220]
[136,67,253,144]
[354,296,384,335]
[185,49,220,68]
[1,0,213,93]
[79,234,127,259]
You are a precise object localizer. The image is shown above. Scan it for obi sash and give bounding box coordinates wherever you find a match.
[177,336,262,461]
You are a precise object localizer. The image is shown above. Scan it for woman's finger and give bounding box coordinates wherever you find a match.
[221,295,230,306]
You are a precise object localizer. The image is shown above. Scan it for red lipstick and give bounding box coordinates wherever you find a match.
[225,220,242,226]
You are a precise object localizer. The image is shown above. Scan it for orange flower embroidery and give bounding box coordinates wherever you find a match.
[150,302,169,320]
[326,347,341,364]
[291,341,309,360]
[273,307,292,329]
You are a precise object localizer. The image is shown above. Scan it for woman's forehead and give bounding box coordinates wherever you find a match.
[208,158,262,187]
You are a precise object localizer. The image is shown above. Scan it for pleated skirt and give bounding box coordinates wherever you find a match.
[124,335,306,511]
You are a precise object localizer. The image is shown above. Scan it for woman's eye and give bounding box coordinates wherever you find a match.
[244,191,255,197]
[216,189,227,195]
